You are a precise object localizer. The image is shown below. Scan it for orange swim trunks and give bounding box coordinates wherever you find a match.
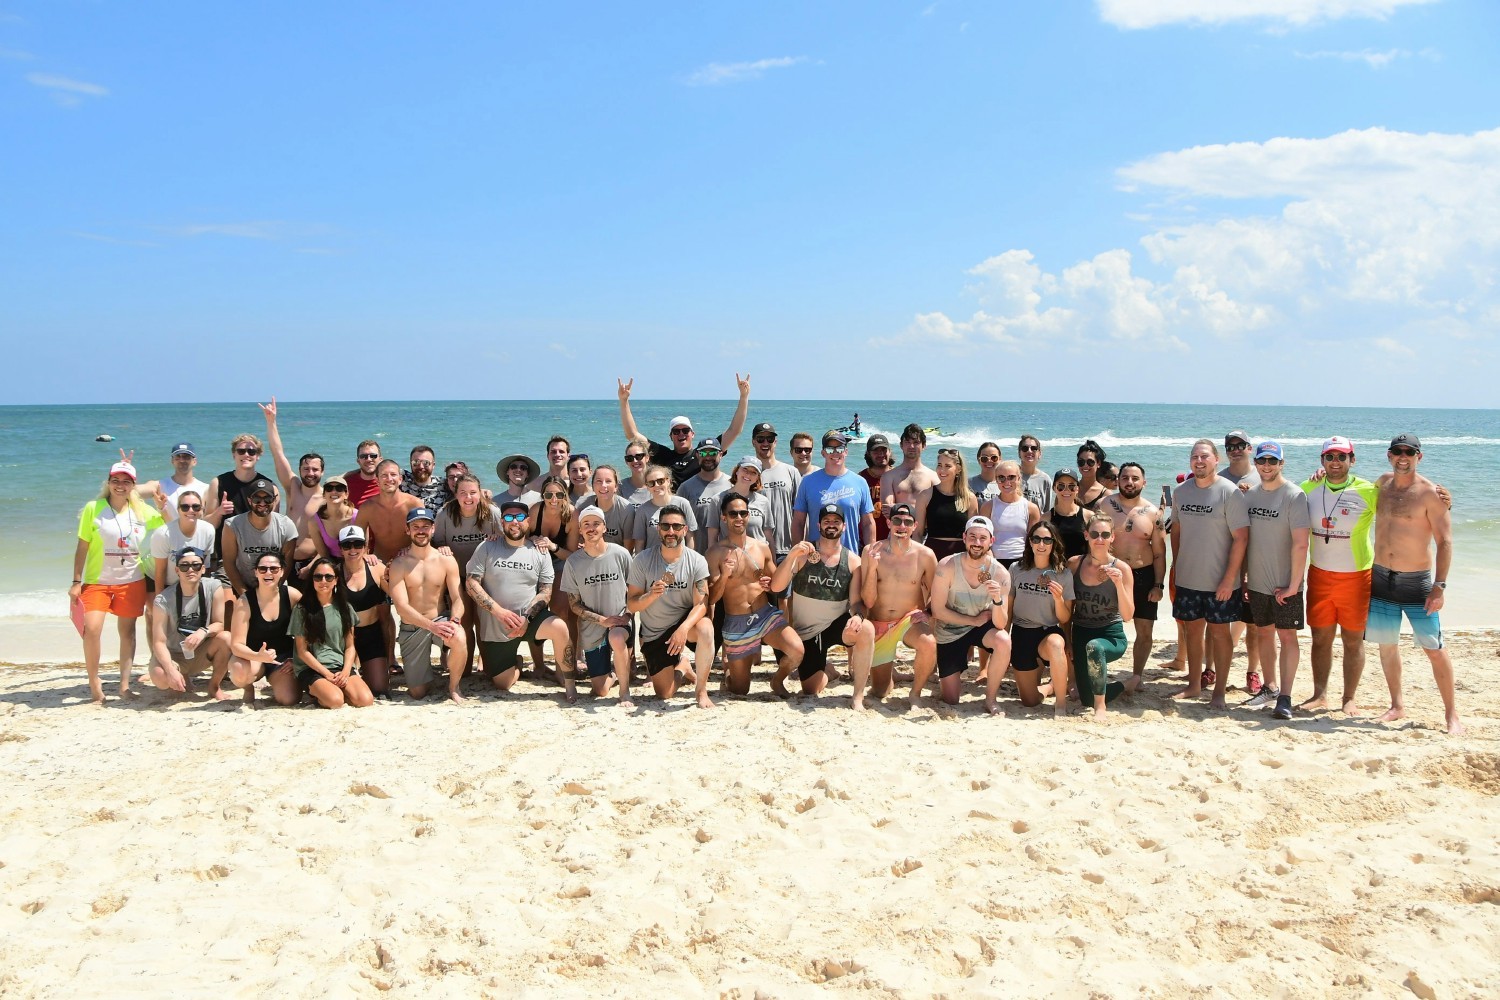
[1305,566,1371,632]
[79,580,148,618]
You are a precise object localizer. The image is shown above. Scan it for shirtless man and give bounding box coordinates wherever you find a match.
[707,493,804,696]
[928,516,1011,707]
[879,423,940,509]
[1369,435,1462,734]
[342,440,383,508]
[527,436,572,493]
[859,502,939,708]
[387,508,467,703]
[769,504,875,706]
[560,506,636,707]
[1097,462,1167,691]
[354,459,424,561]
[258,397,323,531]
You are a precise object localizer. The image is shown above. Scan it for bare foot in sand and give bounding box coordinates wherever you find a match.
[1341,699,1361,716]
[1123,674,1143,696]
[770,677,790,699]
[1170,686,1203,701]
[213,687,235,702]
[851,697,867,712]
[1447,715,1465,735]
[1377,705,1404,723]
[983,700,999,716]
[118,684,140,701]
[1299,694,1328,711]
[448,689,466,704]
[618,696,635,710]
[1210,695,1227,711]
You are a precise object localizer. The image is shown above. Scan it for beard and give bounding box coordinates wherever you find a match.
[820,524,842,539]
[1118,483,1142,499]
[965,543,989,560]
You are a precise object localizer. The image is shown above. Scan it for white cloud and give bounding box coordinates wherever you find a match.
[548,342,576,360]
[1097,0,1438,29]
[1293,47,1409,68]
[683,56,808,87]
[0,46,34,60]
[891,126,1499,384]
[26,72,107,106]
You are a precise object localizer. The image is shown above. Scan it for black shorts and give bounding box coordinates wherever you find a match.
[797,613,851,680]
[1173,587,1242,625]
[1246,591,1305,631]
[353,622,386,665]
[641,612,692,676]
[935,625,993,677]
[584,621,634,678]
[1010,624,1065,672]
[478,609,557,675]
[1131,564,1159,621]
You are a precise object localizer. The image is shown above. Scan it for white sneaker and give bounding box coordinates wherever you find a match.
[1243,687,1280,709]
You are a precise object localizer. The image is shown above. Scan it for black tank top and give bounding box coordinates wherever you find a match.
[246,583,293,659]
[212,470,262,560]
[1050,508,1089,560]
[926,487,966,539]
[344,563,386,613]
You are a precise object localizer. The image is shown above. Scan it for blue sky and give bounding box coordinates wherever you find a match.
[3,0,1497,406]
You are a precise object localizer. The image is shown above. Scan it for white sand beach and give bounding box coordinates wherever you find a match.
[1,633,1496,998]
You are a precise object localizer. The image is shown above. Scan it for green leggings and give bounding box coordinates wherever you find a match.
[1072,622,1127,703]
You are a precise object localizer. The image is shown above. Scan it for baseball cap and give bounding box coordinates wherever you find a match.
[174,545,207,563]
[864,433,891,454]
[406,507,436,524]
[1225,429,1251,446]
[668,416,693,432]
[499,498,529,514]
[965,515,995,534]
[818,502,845,521]
[1254,441,1283,461]
[733,455,761,475]
[751,422,777,438]
[822,429,851,448]
[323,474,348,489]
[888,501,916,520]
[1321,436,1354,456]
[338,525,366,544]
[108,461,137,481]
[576,505,607,524]
[1053,467,1080,484]
[246,476,277,497]
[1390,433,1422,451]
[170,442,196,457]
[697,437,722,454]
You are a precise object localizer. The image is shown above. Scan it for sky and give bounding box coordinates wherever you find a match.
[2,0,1497,407]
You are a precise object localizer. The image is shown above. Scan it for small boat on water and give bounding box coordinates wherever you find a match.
[95,434,115,442]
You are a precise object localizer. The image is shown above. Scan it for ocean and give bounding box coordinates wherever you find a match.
[3,399,1497,626]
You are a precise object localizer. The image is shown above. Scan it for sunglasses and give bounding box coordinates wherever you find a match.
[670,428,692,436]
[571,454,590,464]
[723,510,749,519]
[792,447,813,454]
[249,494,275,503]
[624,453,647,462]
[646,478,669,487]
[342,539,366,548]
[824,446,848,454]
[411,459,434,467]
[358,452,380,460]
[1029,536,1054,545]
[695,449,720,458]
[235,447,259,456]
[1088,530,1113,540]
[978,455,1000,464]
[659,522,688,530]
[1323,452,1351,462]
[312,573,338,582]
[1078,458,1098,467]
[1390,446,1418,457]
[324,484,348,493]
[255,565,282,574]
[998,475,1020,482]
[177,503,203,512]
[753,436,776,444]
[1019,444,1040,452]
[176,562,204,571]
[1055,483,1078,491]
[543,492,568,500]
[1254,457,1281,466]
[1226,442,1250,451]
[937,448,960,457]
[502,513,527,522]
[889,516,915,526]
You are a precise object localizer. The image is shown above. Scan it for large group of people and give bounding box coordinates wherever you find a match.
[67,376,1462,733]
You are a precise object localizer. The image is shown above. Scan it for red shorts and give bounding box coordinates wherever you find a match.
[80,580,148,618]
[1305,566,1370,632]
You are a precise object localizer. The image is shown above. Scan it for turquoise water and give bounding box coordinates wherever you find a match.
[3,399,1496,619]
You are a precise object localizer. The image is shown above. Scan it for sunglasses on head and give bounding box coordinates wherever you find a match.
[571,454,590,464]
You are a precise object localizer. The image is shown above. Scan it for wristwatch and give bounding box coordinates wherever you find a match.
[1434,581,1447,590]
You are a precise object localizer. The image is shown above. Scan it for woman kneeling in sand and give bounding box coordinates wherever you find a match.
[287,557,374,709]
[228,552,302,706]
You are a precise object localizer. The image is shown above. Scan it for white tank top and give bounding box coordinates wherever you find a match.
[989,498,1030,560]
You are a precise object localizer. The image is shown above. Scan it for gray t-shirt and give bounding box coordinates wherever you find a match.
[149,519,217,585]
[466,538,553,643]
[1172,477,1250,592]
[559,543,633,649]
[225,511,298,583]
[574,495,636,548]
[677,474,733,552]
[434,503,502,570]
[152,578,226,656]
[970,474,1002,508]
[1009,565,1074,629]
[1244,482,1311,595]
[757,461,802,558]
[631,496,698,552]
[1022,471,1053,513]
[1220,468,1252,487]
[627,546,710,641]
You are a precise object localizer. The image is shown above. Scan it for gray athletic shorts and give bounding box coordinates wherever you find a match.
[398,618,447,688]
